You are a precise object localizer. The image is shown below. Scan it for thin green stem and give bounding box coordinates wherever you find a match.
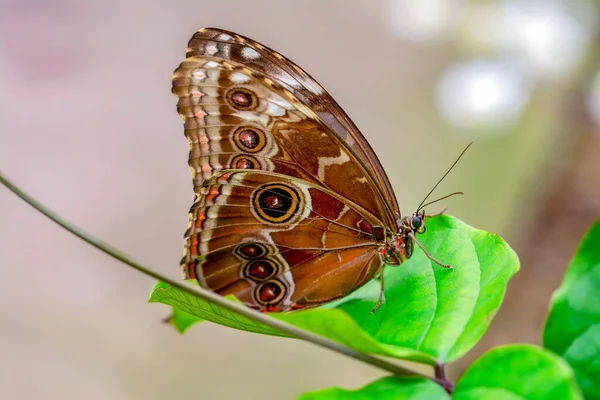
[0,170,440,382]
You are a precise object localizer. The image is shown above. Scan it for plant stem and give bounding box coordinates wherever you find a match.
[435,361,454,394]
[0,170,442,384]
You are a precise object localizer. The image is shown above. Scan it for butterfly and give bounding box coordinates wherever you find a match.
[172,28,456,313]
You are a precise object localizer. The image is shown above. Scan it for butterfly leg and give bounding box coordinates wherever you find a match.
[371,252,386,313]
[408,232,452,269]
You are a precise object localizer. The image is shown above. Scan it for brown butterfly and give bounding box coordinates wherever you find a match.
[172,28,456,312]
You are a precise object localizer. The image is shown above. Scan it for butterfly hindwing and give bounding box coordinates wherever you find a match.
[182,170,382,311]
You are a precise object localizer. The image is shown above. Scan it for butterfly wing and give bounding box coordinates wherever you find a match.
[182,170,382,311]
[174,27,400,225]
[172,28,397,310]
[184,28,399,221]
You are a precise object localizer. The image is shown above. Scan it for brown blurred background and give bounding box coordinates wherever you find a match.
[1,0,599,399]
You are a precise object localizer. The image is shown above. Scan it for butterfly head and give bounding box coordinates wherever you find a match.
[397,210,427,238]
[408,210,427,234]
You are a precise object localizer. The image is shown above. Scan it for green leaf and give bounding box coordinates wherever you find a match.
[297,377,449,400]
[169,308,204,333]
[544,219,600,399]
[150,280,437,363]
[454,344,583,400]
[151,281,205,333]
[150,215,518,363]
[150,281,290,337]
[365,215,519,362]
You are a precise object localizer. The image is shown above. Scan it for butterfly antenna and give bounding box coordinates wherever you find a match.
[419,191,464,210]
[416,142,472,211]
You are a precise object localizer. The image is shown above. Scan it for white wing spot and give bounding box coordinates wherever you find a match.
[242,47,260,60]
[192,69,206,80]
[265,102,285,117]
[278,73,301,89]
[218,33,232,41]
[230,71,251,84]
[269,96,293,109]
[204,60,221,69]
[205,43,218,55]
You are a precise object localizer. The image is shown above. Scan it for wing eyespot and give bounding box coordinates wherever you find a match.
[243,259,278,281]
[232,126,266,153]
[255,280,287,305]
[230,154,260,170]
[226,87,258,110]
[252,183,301,224]
[235,243,268,259]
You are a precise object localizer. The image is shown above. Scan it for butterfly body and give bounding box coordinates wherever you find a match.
[172,28,440,312]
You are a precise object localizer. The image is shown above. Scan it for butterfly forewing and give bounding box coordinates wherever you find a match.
[186,28,400,220]
[180,27,400,222]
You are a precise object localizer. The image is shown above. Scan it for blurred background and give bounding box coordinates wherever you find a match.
[1,0,599,398]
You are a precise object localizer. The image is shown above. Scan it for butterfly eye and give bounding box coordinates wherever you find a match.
[411,215,423,230]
